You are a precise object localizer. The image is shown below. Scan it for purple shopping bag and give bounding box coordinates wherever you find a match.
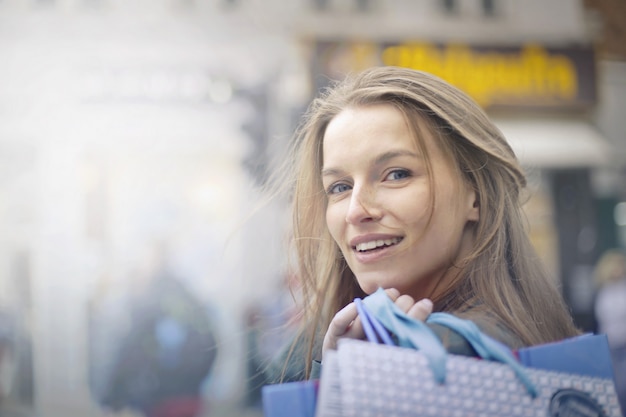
[517,333,615,379]
[262,380,318,417]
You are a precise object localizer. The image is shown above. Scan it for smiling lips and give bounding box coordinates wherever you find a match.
[355,237,403,252]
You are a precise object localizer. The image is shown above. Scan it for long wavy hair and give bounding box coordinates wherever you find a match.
[280,66,579,378]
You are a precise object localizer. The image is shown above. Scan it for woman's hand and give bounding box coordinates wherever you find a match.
[321,288,433,361]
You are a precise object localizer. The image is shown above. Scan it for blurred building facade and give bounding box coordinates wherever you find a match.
[0,1,624,416]
[0,2,292,416]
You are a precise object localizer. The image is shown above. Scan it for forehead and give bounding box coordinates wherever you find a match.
[322,103,437,168]
[320,103,464,185]
[323,104,415,150]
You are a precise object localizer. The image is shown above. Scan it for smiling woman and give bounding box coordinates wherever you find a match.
[268,66,580,383]
[322,104,479,303]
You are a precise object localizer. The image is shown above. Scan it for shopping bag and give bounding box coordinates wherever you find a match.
[315,288,624,417]
[316,340,622,417]
[262,380,318,417]
[517,333,615,379]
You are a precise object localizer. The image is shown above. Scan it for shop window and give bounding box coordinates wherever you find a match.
[482,0,497,17]
[313,0,329,11]
[355,0,370,12]
[441,0,458,15]
[312,0,372,13]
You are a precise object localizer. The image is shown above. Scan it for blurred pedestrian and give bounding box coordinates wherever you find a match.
[594,249,626,413]
[0,308,33,417]
[94,269,219,417]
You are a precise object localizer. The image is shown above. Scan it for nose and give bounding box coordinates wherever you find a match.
[345,185,381,224]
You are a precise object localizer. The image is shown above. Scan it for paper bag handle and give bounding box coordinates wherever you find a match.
[360,289,448,384]
[361,288,537,397]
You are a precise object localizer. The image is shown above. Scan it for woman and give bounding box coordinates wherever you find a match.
[273,66,579,382]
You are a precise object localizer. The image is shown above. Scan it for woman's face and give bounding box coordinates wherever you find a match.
[321,104,479,300]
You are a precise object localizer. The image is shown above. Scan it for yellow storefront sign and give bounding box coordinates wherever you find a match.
[312,41,596,109]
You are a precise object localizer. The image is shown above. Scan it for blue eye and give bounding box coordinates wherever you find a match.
[328,183,351,195]
[386,169,411,181]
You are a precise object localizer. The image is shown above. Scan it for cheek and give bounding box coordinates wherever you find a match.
[325,204,343,243]
[394,193,430,230]
[427,199,469,243]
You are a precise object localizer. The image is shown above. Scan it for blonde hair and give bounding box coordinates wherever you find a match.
[281,66,579,377]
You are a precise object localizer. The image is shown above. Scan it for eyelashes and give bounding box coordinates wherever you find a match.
[385,169,411,181]
[324,169,413,196]
[326,182,351,195]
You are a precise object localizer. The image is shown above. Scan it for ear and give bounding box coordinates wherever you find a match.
[466,189,480,222]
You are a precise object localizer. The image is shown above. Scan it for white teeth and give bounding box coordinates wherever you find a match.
[356,238,401,252]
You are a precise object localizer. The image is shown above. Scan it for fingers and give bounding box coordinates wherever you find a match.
[407,298,433,321]
[322,289,434,361]
[388,290,433,321]
[322,302,362,359]
[329,302,363,340]
[394,294,416,312]
[384,287,401,301]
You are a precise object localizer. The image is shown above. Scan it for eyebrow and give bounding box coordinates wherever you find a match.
[321,149,420,177]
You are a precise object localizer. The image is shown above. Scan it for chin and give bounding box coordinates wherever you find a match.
[356,275,394,295]
[355,259,414,288]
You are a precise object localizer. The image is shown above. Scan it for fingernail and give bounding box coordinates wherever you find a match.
[417,298,433,310]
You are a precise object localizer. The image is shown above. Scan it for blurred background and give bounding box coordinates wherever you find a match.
[0,0,625,416]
